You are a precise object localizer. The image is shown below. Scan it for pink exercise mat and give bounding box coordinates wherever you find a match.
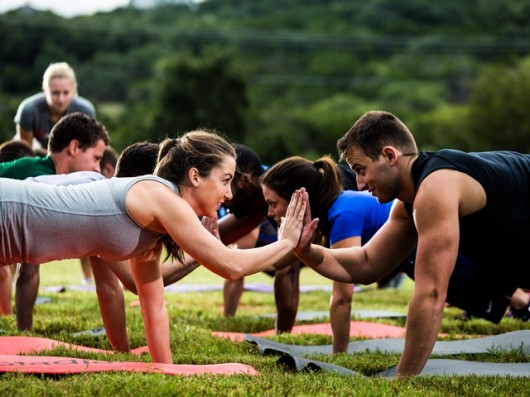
[0,336,258,376]
[212,320,406,342]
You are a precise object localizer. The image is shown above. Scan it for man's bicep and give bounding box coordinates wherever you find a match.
[412,187,460,287]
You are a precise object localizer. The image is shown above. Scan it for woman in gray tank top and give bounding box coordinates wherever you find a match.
[0,129,307,364]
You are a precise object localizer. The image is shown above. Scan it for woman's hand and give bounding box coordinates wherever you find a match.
[294,189,320,255]
[277,188,307,249]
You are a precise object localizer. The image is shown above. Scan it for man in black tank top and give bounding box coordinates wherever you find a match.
[292,110,530,377]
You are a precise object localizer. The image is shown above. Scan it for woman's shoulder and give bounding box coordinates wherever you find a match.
[124,175,178,194]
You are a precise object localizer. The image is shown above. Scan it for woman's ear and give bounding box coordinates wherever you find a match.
[188,167,200,187]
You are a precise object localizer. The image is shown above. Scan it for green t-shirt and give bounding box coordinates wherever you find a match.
[0,156,56,179]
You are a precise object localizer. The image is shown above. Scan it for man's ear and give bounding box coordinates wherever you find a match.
[381,146,397,164]
[67,139,79,156]
[188,167,200,186]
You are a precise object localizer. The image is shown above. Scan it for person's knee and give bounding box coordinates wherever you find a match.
[331,294,352,308]
[17,264,40,283]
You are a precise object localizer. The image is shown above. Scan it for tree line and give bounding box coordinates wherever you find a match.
[1,0,530,162]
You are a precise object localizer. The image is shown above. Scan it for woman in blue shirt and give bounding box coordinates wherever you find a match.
[260,155,403,353]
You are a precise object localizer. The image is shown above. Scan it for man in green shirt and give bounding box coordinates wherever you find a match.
[0,112,109,331]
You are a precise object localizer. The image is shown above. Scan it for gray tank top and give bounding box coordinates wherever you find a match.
[0,175,176,265]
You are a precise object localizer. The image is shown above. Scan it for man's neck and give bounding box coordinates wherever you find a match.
[49,152,67,174]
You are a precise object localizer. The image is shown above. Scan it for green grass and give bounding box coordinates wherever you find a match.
[1,260,529,396]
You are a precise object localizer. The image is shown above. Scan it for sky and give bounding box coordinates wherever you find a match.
[0,0,131,18]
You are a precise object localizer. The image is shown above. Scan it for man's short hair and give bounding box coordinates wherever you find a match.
[115,141,159,177]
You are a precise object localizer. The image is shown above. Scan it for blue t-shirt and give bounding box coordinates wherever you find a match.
[327,190,394,246]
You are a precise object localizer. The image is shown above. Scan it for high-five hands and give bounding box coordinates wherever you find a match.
[277,188,307,249]
[294,188,319,255]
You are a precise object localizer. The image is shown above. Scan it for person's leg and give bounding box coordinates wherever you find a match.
[223,278,244,317]
[90,257,130,352]
[15,263,40,331]
[329,281,354,353]
[274,261,301,333]
[221,227,259,317]
[80,256,93,285]
[0,266,13,315]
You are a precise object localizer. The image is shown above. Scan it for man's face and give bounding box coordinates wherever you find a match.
[45,77,75,114]
[69,140,107,173]
[346,147,398,204]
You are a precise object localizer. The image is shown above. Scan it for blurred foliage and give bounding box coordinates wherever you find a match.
[1,0,530,160]
[466,56,530,152]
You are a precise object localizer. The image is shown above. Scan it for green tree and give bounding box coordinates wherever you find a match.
[149,47,249,142]
[411,104,473,151]
[0,91,21,142]
[467,57,530,152]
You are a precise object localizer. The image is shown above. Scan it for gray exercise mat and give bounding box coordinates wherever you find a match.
[277,354,530,377]
[164,284,223,293]
[72,327,107,337]
[243,283,336,293]
[377,359,530,378]
[261,309,406,321]
[276,354,363,376]
[35,296,52,305]
[246,330,530,356]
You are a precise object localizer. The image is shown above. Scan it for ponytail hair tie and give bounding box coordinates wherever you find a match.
[313,161,324,175]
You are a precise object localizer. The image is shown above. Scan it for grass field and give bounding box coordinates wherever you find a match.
[0,259,529,396]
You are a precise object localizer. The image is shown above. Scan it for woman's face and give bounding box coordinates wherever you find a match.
[193,155,236,217]
[45,77,75,115]
[261,184,289,226]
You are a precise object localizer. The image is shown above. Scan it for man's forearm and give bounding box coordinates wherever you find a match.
[396,291,444,376]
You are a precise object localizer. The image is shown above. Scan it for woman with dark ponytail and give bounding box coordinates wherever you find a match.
[261,155,399,353]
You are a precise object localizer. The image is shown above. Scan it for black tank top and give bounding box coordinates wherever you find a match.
[405,149,530,280]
